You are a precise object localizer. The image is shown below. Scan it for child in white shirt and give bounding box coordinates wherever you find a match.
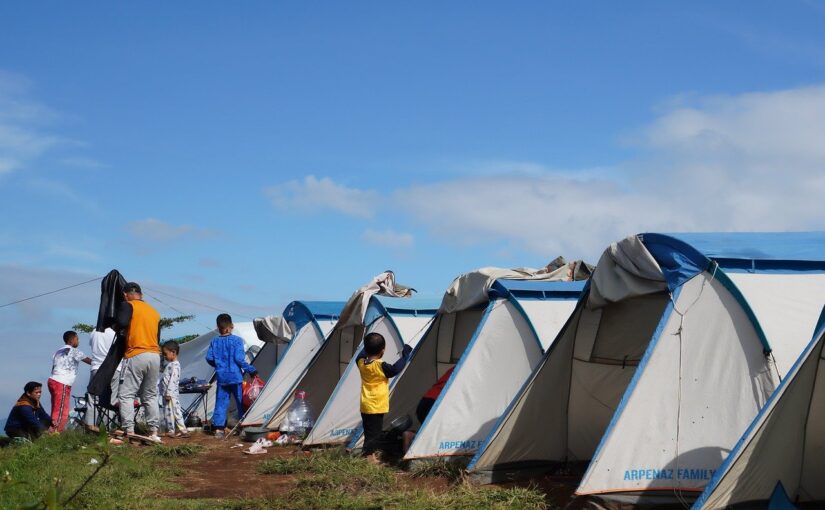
[48,330,91,432]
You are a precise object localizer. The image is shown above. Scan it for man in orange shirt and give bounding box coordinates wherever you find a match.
[116,282,162,441]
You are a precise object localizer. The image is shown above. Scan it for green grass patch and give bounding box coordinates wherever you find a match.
[261,484,549,510]
[0,431,187,509]
[257,449,548,509]
[0,433,550,509]
[144,444,204,458]
[409,458,467,483]
[258,449,394,491]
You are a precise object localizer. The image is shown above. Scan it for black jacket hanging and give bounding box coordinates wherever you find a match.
[87,270,127,396]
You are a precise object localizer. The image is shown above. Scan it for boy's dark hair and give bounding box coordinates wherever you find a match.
[123,282,142,294]
[63,330,77,343]
[363,332,386,356]
[216,313,233,330]
[162,340,180,354]
[24,381,42,394]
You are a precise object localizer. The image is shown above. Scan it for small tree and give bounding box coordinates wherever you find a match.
[73,315,197,342]
[171,334,199,345]
[72,323,95,334]
[158,315,194,331]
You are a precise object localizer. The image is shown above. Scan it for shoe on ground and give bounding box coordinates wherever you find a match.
[214,430,225,439]
[147,434,163,444]
[176,431,191,438]
[166,432,176,438]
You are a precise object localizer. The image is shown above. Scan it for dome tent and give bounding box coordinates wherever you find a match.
[301,296,439,446]
[347,259,592,461]
[238,301,343,427]
[693,307,825,510]
[468,232,825,509]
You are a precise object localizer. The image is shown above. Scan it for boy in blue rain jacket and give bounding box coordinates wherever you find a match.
[206,314,257,439]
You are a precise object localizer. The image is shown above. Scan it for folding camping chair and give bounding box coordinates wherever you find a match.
[86,386,143,432]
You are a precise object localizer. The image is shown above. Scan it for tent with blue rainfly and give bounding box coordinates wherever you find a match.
[264,296,434,434]
[237,301,344,427]
[301,296,440,446]
[692,307,825,510]
[346,260,592,460]
[467,232,825,509]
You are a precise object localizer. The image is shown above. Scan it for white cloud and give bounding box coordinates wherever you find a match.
[264,175,377,219]
[0,71,66,174]
[26,177,99,213]
[395,85,825,259]
[259,85,825,261]
[396,173,675,259]
[361,228,415,249]
[198,257,223,268]
[127,218,218,242]
[60,157,109,169]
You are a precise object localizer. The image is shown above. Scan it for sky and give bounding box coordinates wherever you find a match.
[2,1,825,413]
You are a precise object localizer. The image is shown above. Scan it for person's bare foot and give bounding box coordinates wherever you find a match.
[366,452,382,464]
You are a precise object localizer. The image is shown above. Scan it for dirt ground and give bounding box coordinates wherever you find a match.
[161,433,298,499]
[156,432,577,506]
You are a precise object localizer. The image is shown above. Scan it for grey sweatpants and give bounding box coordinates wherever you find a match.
[119,352,160,433]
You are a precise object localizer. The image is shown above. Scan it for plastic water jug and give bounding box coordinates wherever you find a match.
[285,390,314,438]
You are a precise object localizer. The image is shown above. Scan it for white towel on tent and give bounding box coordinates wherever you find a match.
[439,257,592,314]
[254,316,293,344]
[586,235,667,310]
[335,271,415,329]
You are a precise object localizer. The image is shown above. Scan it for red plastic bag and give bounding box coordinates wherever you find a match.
[242,375,265,408]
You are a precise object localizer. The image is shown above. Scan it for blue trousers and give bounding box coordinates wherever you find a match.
[212,382,244,429]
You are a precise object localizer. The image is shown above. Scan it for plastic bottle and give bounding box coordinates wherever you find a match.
[285,390,314,438]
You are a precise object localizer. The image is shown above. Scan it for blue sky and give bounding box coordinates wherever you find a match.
[2,1,825,412]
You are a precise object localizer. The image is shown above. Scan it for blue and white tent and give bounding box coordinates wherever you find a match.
[692,308,825,510]
[257,295,436,432]
[240,301,344,427]
[467,233,825,509]
[346,260,591,460]
[302,296,439,446]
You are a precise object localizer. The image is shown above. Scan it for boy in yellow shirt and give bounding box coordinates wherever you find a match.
[356,332,412,458]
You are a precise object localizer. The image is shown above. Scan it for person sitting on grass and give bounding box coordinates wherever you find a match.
[159,340,189,438]
[48,330,91,433]
[4,381,52,440]
[356,332,412,461]
[206,313,257,439]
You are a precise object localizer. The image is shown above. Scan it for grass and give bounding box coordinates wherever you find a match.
[0,431,179,509]
[256,449,549,509]
[144,444,204,458]
[253,483,549,509]
[0,434,551,509]
[258,448,394,491]
[409,458,468,483]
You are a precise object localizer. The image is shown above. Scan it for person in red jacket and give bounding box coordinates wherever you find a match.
[402,366,455,453]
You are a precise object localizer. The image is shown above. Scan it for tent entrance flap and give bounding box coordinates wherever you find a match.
[576,273,778,501]
[382,308,486,434]
[403,299,546,460]
[267,324,366,430]
[467,290,670,479]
